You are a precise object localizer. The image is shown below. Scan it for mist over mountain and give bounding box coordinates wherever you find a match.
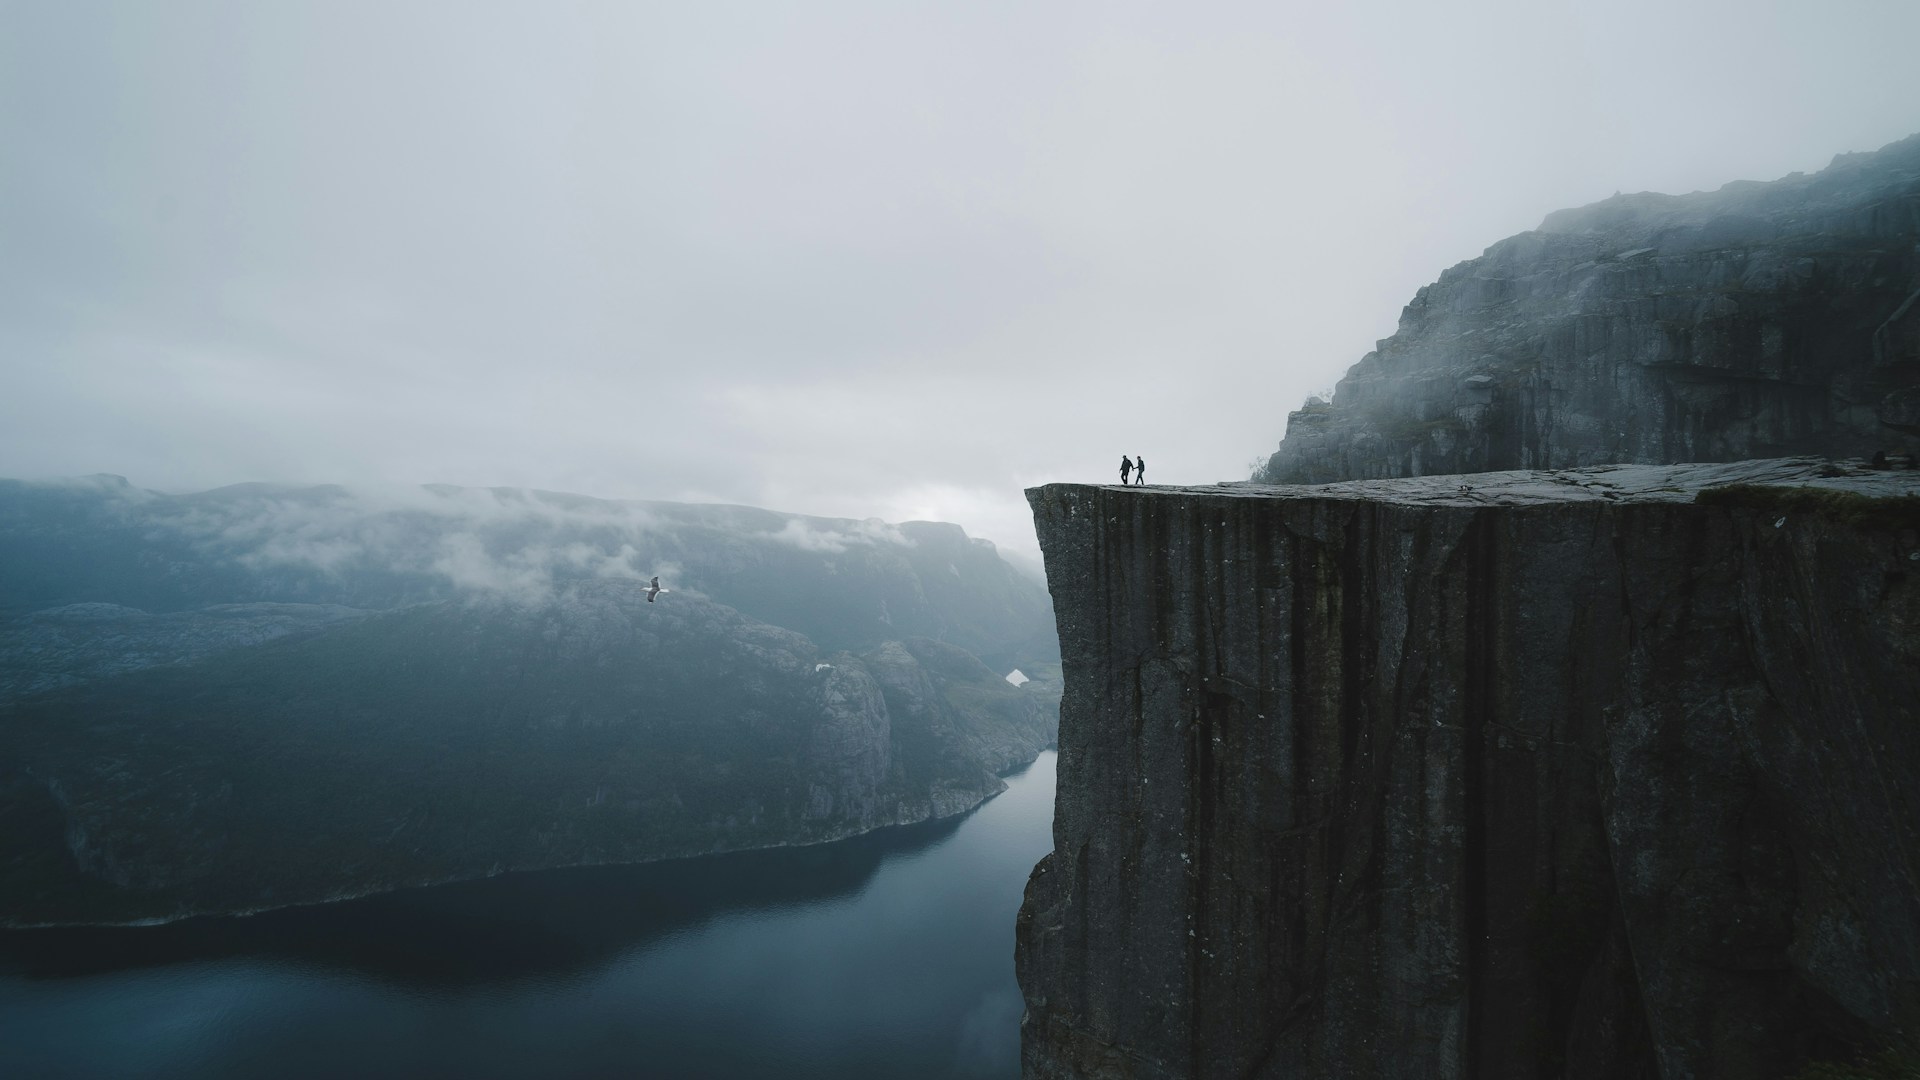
[1255,131,1920,483]
[0,475,1053,665]
[0,476,1060,926]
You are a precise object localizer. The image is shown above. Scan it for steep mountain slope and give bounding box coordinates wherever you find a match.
[1256,133,1920,483]
[0,478,1059,925]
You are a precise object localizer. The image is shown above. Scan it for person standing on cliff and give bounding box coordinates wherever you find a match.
[1134,456,1145,485]
[1119,455,1132,485]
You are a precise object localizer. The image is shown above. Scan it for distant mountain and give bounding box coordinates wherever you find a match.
[0,475,1054,672]
[0,477,1060,926]
[1255,132,1920,483]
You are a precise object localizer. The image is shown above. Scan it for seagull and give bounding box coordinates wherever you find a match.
[647,576,662,602]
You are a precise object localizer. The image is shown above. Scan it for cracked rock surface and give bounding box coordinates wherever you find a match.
[1019,460,1920,1079]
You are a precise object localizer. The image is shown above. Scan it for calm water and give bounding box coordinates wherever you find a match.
[0,752,1056,1080]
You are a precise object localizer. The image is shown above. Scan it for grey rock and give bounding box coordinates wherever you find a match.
[1255,134,1920,485]
[1019,461,1920,1078]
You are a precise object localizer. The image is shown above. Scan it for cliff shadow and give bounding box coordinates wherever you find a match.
[0,810,971,990]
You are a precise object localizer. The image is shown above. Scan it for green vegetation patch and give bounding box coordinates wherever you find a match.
[1694,484,1920,531]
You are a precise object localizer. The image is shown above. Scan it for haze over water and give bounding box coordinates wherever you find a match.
[0,752,1057,1079]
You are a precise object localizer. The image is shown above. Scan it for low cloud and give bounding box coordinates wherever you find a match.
[50,477,938,603]
[429,533,576,599]
[763,517,908,554]
[69,479,674,603]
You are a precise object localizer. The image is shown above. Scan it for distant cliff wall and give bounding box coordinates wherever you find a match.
[1018,461,1920,1078]
[1256,134,1920,484]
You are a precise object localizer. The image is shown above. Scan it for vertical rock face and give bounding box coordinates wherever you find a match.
[1018,461,1920,1078]
[1255,134,1920,484]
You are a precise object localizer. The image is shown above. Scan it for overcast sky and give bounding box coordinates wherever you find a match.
[3,0,1917,563]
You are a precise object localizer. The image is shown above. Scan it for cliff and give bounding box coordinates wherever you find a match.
[1018,460,1920,1078]
[1255,134,1920,484]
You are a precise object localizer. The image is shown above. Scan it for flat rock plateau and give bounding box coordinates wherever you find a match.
[1019,459,1919,1079]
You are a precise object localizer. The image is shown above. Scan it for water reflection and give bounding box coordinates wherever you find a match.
[0,753,1055,1080]
[1,811,968,989]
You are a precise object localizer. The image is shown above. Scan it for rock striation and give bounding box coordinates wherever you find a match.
[1018,460,1920,1078]
[1256,134,1920,484]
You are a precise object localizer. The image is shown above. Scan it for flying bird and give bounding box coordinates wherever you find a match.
[647,576,662,603]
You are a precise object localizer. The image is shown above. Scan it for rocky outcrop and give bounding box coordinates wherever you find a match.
[1256,134,1920,485]
[1018,460,1920,1078]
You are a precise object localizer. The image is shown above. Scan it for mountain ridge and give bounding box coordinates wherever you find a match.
[0,476,1060,926]
[1256,131,1920,483]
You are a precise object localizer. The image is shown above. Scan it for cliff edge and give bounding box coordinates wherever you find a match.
[1019,460,1919,1078]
